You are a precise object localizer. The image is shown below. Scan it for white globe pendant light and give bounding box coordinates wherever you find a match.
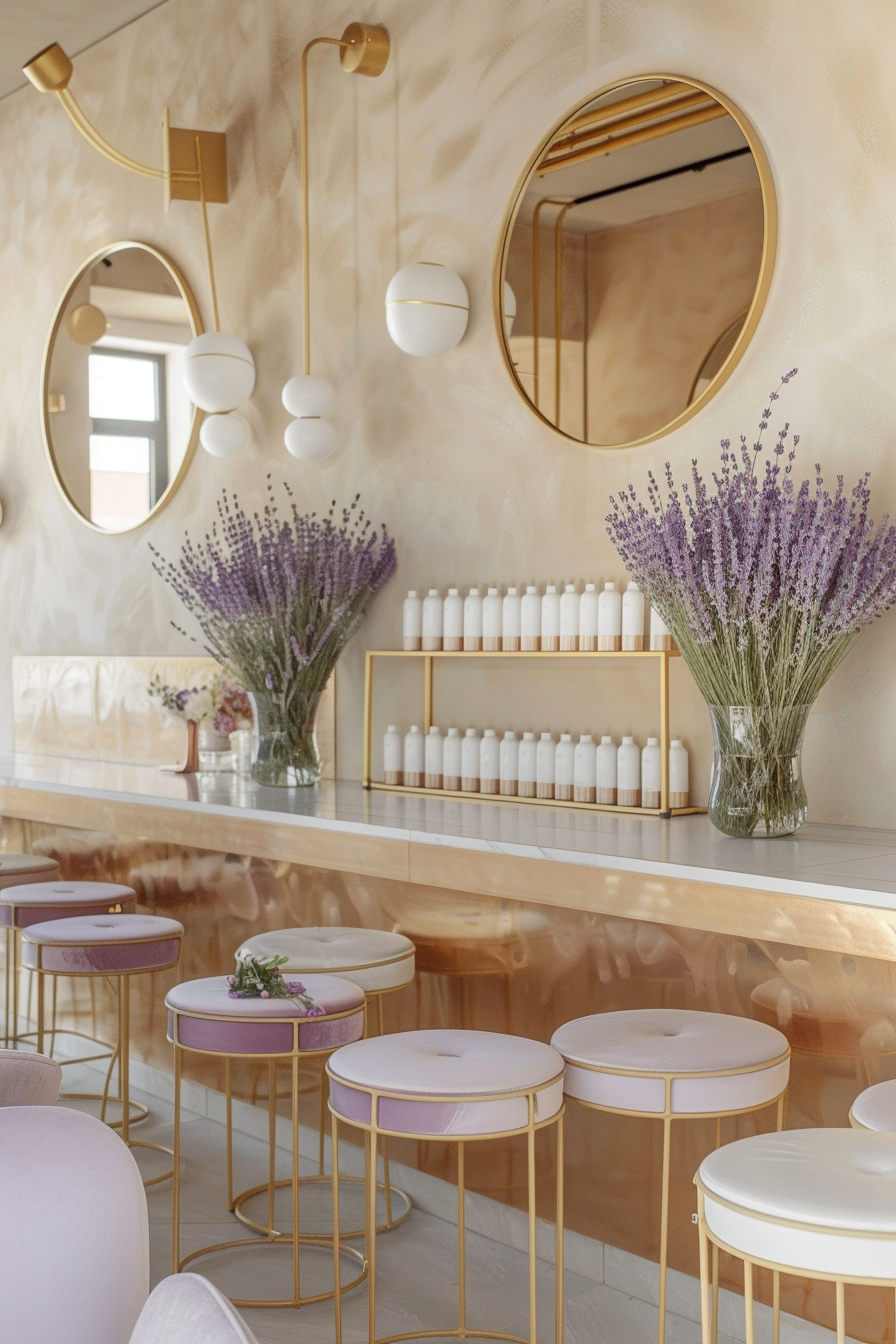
[200,411,251,458]
[183,333,256,414]
[386,262,469,356]
[282,376,337,461]
[282,375,336,419]
[284,417,338,462]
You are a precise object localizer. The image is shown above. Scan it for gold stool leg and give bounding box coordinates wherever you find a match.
[36,964,45,1056]
[658,1115,672,1344]
[835,1281,845,1344]
[120,975,130,1145]
[172,1045,182,1274]
[12,929,20,1044]
[772,1272,780,1344]
[743,1260,755,1344]
[367,1127,378,1344]
[458,1140,467,1335]
[4,927,11,1044]
[292,1054,301,1306]
[698,1198,711,1344]
[556,1113,565,1344]
[267,1059,277,1236]
[375,994,396,1227]
[712,1117,722,1344]
[528,1117,537,1344]
[332,1110,343,1344]
[226,1057,234,1211]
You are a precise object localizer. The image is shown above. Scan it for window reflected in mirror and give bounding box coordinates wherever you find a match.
[43,243,201,532]
[498,77,776,448]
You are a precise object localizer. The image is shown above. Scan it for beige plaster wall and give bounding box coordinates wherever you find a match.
[1,0,896,825]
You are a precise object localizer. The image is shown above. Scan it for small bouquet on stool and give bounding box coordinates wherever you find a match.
[228,952,325,1014]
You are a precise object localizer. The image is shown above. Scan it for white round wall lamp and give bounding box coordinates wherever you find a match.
[199,411,252,458]
[385,262,469,356]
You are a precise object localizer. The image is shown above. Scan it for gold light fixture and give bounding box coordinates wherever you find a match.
[282,23,390,462]
[23,41,254,458]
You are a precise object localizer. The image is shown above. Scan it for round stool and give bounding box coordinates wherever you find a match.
[1,879,136,1058]
[695,1129,896,1344]
[0,1047,62,1106]
[236,926,415,1237]
[327,1028,565,1344]
[850,1078,896,1130]
[0,855,61,1042]
[550,1009,790,1344]
[22,912,183,1184]
[166,973,367,1309]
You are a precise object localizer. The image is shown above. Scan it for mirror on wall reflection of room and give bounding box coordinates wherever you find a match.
[497,76,776,448]
[42,242,202,532]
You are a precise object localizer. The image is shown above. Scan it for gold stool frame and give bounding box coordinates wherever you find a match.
[566,1049,790,1344]
[694,1178,896,1344]
[328,1068,565,1344]
[29,925,183,1186]
[170,998,370,1310]
[232,981,413,1241]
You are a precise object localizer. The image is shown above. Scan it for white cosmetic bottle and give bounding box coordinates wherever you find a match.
[463,588,483,652]
[596,736,618,805]
[579,583,599,652]
[500,731,519,796]
[383,724,403,786]
[541,585,560,652]
[641,736,661,809]
[622,581,645,652]
[461,728,482,792]
[555,732,575,800]
[482,588,502,652]
[617,735,641,807]
[536,732,556,800]
[650,606,675,651]
[518,732,537,798]
[422,589,443,651]
[560,585,580,652]
[480,729,500,795]
[403,725,425,788]
[574,734,597,803]
[443,588,464,652]
[403,592,422,651]
[670,739,690,809]
[521,586,541,652]
[425,726,444,789]
[502,587,521,652]
[443,728,462,791]
[598,582,622,651]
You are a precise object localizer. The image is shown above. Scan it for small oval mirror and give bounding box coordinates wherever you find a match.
[497,76,776,448]
[42,242,202,532]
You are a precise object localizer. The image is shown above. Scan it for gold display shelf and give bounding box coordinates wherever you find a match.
[362,647,705,819]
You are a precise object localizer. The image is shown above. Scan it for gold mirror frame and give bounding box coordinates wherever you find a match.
[494,74,777,450]
[41,240,204,533]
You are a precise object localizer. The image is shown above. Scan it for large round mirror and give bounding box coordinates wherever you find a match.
[42,242,202,532]
[497,76,776,448]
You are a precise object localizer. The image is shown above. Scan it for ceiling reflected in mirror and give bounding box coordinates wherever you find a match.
[497,76,776,449]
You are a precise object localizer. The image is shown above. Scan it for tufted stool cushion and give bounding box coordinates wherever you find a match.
[237,926,415,993]
[850,1079,896,1131]
[0,855,60,891]
[328,1028,565,1137]
[697,1128,896,1278]
[22,913,183,975]
[0,1047,62,1106]
[551,1009,789,1115]
[167,974,365,1057]
[0,880,136,929]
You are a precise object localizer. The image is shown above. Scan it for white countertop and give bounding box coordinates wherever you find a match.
[2,751,896,916]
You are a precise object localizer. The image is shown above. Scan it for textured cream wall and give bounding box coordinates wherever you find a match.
[2,0,896,824]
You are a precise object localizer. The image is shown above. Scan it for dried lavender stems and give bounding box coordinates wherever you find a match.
[606,373,896,835]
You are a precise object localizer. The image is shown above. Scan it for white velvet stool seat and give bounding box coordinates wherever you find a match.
[849,1078,896,1130]
[166,973,367,1310]
[0,854,60,891]
[22,912,183,1186]
[0,1046,62,1105]
[695,1129,896,1344]
[326,1028,565,1344]
[237,926,415,994]
[550,1009,790,1344]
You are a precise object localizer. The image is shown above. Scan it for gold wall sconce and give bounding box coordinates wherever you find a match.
[281,23,390,462]
[23,41,254,459]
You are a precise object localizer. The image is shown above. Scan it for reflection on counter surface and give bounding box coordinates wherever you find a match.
[4,813,896,1341]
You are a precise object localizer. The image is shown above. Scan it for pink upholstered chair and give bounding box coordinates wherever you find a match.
[0,1046,62,1105]
[130,1274,260,1344]
[0,1105,149,1343]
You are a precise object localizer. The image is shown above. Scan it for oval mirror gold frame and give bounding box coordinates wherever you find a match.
[495,74,777,450]
[41,240,204,534]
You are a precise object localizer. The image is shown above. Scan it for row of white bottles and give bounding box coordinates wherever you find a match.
[384,726,689,809]
[402,586,674,653]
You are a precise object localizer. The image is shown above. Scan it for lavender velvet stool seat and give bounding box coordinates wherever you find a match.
[849,1078,896,1130]
[236,926,416,1236]
[550,1009,790,1344]
[166,973,367,1310]
[0,855,62,1041]
[326,1028,565,1344]
[22,912,183,1185]
[1,877,135,1050]
[0,1046,62,1105]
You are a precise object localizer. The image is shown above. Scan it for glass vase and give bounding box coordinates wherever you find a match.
[708,704,810,838]
[248,691,322,787]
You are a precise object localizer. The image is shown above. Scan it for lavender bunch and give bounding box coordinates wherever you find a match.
[151,481,396,780]
[606,373,896,834]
